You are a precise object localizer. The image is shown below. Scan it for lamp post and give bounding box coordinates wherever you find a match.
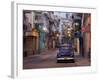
[55,32,60,48]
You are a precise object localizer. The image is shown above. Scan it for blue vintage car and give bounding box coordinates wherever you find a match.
[57,43,75,63]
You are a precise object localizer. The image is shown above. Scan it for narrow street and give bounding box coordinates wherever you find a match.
[23,10,91,69]
[23,48,90,69]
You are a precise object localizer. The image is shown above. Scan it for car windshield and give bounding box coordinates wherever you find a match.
[60,46,68,49]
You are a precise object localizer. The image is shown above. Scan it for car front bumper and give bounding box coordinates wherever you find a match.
[57,57,75,63]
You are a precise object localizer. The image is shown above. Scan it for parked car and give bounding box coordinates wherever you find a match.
[57,43,75,63]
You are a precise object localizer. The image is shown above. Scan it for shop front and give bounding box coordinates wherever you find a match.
[23,28,39,57]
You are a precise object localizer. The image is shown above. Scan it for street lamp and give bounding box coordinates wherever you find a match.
[43,26,48,32]
[56,33,60,37]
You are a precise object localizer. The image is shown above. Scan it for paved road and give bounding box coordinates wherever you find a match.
[23,49,90,69]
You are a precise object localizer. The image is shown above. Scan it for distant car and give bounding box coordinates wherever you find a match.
[57,43,75,63]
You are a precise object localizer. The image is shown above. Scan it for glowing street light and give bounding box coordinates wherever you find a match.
[43,26,48,32]
[56,33,59,37]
